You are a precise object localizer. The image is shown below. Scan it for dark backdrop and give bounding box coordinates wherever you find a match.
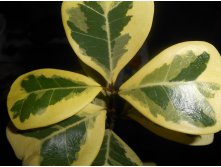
[0,2,221,165]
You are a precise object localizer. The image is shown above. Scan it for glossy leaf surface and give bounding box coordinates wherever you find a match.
[6,104,106,165]
[120,41,221,134]
[128,108,214,146]
[62,1,154,83]
[92,129,142,166]
[7,69,102,130]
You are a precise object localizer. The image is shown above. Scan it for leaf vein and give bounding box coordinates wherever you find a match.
[109,2,123,11]
[104,11,113,79]
[72,30,107,42]
[27,86,94,94]
[41,110,102,142]
[109,157,122,166]
[163,61,172,82]
[109,16,130,24]
[35,77,43,89]
[64,131,71,165]
[161,86,176,112]
[81,3,104,17]
[53,78,61,87]
[48,90,54,105]
[124,81,216,90]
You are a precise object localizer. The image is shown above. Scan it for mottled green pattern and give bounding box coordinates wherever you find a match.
[67,2,132,80]
[21,112,98,165]
[170,52,209,81]
[41,123,86,165]
[92,130,139,166]
[122,51,220,127]
[196,82,220,98]
[22,115,82,139]
[11,75,86,122]
[140,51,200,84]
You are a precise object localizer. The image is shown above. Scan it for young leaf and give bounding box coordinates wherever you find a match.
[119,41,221,134]
[6,103,106,166]
[7,69,102,130]
[92,129,142,166]
[127,108,214,146]
[62,1,154,83]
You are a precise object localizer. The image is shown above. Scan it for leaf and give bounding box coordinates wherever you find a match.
[92,129,142,166]
[7,69,102,130]
[127,108,214,146]
[119,41,221,134]
[62,1,154,83]
[6,103,106,166]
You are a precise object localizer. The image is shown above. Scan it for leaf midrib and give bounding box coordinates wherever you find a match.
[79,2,125,81]
[81,3,104,17]
[103,130,111,165]
[64,130,71,165]
[24,86,100,94]
[121,81,211,91]
[38,110,102,143]
[104,9,113,78]
[103,130,124,166]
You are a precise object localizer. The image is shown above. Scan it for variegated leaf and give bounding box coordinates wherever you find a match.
[92,129,142,166]
[62,1,154,83]
[120,41,221,134]
[127,108,214,146]
[7,69,102,130]
[6,103,106,166]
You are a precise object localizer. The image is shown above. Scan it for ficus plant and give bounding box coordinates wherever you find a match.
[6,1,221,166]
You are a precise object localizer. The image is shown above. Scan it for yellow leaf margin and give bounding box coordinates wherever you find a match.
[120,41,221,135]
[62,1,154,83]
[6,103,106,165]
[128,109,214,146]
[7,69,102,130]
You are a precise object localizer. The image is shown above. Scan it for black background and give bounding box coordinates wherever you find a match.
[1,2,221,165]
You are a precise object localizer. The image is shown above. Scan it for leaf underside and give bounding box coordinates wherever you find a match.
[127,108,214,146]
[92,129,142,166]
[120,51,220,128]
[7,104,106,165]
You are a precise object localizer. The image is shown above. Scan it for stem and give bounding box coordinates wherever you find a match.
[105,83,119,130]
[110,95,116,130]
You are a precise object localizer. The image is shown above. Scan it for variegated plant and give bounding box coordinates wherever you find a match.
[6,1,221,166]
